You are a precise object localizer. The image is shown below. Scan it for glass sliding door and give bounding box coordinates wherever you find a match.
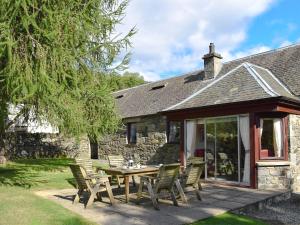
[205,120,216,179]
[185,115,250,185]
[205,117,238,182]
[215,117,238,182]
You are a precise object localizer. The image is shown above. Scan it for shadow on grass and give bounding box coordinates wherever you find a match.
[0,158,74,189]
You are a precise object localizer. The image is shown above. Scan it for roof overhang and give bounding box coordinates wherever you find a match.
[161,96,300,120]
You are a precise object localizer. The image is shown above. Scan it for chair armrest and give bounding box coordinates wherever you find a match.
[87,174,112,179]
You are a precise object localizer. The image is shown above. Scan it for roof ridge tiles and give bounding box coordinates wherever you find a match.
[223,42,300,65]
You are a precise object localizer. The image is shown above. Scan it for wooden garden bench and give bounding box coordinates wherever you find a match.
[137,163,187,210]
[69,164,115,208]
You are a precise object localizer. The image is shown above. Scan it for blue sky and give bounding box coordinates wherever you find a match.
[240,0,300,51]
[119,0,300,81]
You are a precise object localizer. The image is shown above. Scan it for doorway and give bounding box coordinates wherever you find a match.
[185,115,250,185]
[90,141,99,159]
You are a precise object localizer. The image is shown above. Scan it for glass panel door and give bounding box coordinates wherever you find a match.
[215,117,238,182]
[205,120,216,179]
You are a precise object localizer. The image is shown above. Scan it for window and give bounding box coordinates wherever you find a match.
[168,121,181,143]
[115,94,124,99]
[142,126,148,137]
[260,118,284,159]
[150,83,167,90]
[127,123,137,144]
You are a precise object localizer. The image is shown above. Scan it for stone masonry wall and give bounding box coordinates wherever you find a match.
[98,115,180,164]
[257,165,291,189]
[5,132,90,159]
[289,114,300,192]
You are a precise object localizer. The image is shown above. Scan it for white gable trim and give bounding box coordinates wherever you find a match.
[247,63,293,95]
[244,63,279,97]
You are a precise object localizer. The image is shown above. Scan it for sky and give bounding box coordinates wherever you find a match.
[118,0,300,81]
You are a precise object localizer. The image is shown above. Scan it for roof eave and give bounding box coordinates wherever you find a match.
[160,96,300,116]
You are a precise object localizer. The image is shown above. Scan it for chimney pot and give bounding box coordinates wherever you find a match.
[202,43,222,79]
[209,43,215,54]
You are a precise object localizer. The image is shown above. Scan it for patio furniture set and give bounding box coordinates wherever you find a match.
[69,155,205,210]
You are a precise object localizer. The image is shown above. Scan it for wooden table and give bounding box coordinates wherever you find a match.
[97,166,159,203]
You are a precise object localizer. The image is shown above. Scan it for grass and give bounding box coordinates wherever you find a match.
[0,158,76,190]
[191,212,268,225]
[0,158,98,225]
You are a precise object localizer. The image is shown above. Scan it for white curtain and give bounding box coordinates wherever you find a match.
[186,120,197,163]
[260,119,264,136]
[240,116,250,184]
[273,119,283,157]
[169,123,176,142]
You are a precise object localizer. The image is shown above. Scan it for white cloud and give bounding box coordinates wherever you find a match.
[279,40,292,48]
[119,0,275,81]
[226,45,272,62]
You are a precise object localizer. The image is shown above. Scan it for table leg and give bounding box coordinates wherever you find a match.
[125,175,130,203]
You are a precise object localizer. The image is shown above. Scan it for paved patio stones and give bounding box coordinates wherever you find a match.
[35,183,288,225]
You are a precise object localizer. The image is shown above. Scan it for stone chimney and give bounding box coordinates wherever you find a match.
[202,43,222,79]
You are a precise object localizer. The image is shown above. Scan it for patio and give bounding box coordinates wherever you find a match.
[35,183,288,225]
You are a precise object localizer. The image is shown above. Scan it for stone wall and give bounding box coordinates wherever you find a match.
[98,115,180,164]
[289,114,300,192]
[257,164,291,189]
[5,132,90,159]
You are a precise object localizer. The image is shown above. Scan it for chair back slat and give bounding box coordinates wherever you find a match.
[69,164,88,190]
[75,158,94,175]
[108,155,124,167]
[186,156,203,165]
[156,163,180,190]
[185,162,205,186]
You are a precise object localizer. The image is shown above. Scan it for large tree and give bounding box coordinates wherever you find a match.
[106,71,145,91]
[0,0,136,160]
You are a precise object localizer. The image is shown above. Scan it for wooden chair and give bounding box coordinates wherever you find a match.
[75,158,96,176]
[107,155,125,188]
[69,164,115,208]
[185,156,204,190]
[75,158,108,180]
[180,161,205,200]
[137,163,187,210]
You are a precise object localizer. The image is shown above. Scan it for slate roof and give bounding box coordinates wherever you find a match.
[113,44,300,118]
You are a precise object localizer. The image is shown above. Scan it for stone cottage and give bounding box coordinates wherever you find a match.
[97,43,300,191]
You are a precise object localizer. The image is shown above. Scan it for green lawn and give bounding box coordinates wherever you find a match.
[191,212,268,225]
[0,158,97,225]
[0,158,267,225]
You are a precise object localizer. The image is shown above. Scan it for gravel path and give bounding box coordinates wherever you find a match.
[241,193,300,225]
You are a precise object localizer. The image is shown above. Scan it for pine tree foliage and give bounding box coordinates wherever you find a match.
[0,0,136,142]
